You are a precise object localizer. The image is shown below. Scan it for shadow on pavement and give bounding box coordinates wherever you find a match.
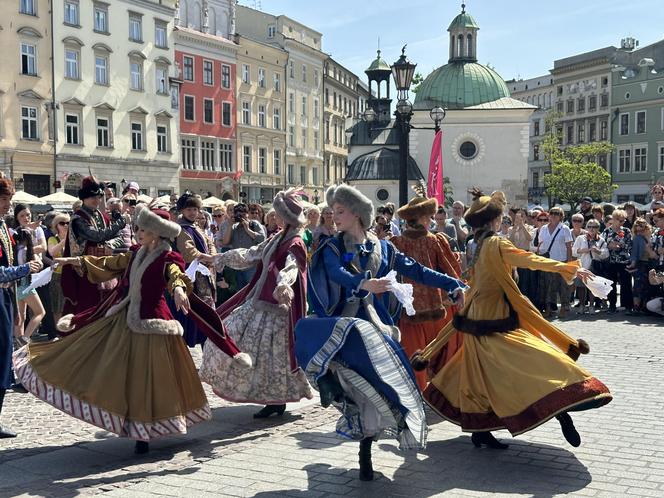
[274,433,591,497]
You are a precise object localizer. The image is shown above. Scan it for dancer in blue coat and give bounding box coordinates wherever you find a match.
[295,185,467,481]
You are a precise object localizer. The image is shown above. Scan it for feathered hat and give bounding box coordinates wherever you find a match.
[325,184,373,229]
[272,188,306,226]
[135,204,181,240]
[78,176,105,200]
[463,188,506,229]
[176,192,202,211]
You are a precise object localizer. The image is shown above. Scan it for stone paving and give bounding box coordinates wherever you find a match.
[1,312,663,497]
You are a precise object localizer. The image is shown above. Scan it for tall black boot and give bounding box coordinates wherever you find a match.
[134,440,150,454]
[0,389,17,438]
[358,437,374,481]
[317,371,343,408]
[556,412,581,447]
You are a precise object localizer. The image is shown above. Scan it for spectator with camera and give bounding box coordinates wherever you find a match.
[220,203,265,288]
[601,209,632,313]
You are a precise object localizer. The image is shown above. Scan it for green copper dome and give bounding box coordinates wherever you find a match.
[365,50,391,73]
[447,10,479,31]
[414,61,510,110]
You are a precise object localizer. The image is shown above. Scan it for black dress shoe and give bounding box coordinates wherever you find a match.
[10,383,28,394]
[358,438,374,481]
[471,431,509,449]
[134,441,149,454]
[556,412,581,447]
[253,404,286,419]
[0,425,17,438]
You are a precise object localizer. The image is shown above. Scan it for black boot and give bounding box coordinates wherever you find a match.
[358,437,374,481]
[0,389,16,438]
[253,404,287,419]
[556,412,581,447]
[317,372,343,408]
[134,440,150,454]
[471,431,509,450]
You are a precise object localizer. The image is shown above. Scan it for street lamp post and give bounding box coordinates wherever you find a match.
[391,47,417,208]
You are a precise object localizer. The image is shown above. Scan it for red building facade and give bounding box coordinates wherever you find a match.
[174,28,238,198]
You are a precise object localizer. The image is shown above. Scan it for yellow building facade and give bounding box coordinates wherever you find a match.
[0,0,55,195]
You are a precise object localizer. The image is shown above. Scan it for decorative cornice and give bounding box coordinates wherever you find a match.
[17,26,43,38]
[154,56,172,65]
[17,90,45,100]
[155,109,173,118]
[128,106,148,115]
[93,102,116,111]
[62,97,85,107]
[62,36,84,47]
[92,42,113,53]
[128,50,147,60]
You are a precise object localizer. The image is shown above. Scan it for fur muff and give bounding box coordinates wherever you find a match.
[232,352,253,369]
[410,350,429,371]
[326,184,374,229]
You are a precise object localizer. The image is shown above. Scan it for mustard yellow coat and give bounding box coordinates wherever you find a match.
[421,236,612,435]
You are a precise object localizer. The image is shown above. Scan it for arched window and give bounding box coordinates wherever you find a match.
[449,34,454,60]
[190,1,201,30]
[178,0,188,26]
[208,6,216,34]
[466,34,473,58]
[457,35,463,58]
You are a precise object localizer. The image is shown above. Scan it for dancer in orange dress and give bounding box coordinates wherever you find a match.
[391,196,463,390]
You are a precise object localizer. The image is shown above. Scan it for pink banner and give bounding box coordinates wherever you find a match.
[427,130,444,205]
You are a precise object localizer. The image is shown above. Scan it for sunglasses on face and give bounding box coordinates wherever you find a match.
[572,219,583,223]
[537,218,548,222]
[58,221,69,226]
[213,214,224,218]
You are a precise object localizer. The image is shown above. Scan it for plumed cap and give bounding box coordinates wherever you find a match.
[326,184,374,229]
[464,188,506,229]
[78,176,105,200]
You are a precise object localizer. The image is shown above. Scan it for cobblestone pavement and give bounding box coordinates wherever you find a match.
[1,312,663,498]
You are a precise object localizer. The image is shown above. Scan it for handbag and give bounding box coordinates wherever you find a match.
[541,227,561,259]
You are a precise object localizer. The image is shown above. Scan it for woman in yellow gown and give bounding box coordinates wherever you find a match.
[413,190,612,449]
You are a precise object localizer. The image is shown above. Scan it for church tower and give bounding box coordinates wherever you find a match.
[364,50,393,124]
[447,3,479,63]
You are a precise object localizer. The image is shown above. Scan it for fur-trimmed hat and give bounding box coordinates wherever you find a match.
[78,176,104,200]
[397,196,438,222]
[464,188,507,229]
[135,204,181,240]
[176,193,202,211]
[326,184,374,229]
[0,176,14,198]
[273,188,306,226]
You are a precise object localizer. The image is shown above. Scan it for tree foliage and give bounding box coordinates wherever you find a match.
[541,111,617,212]
[411,72,425,94]
[443,176,454,208]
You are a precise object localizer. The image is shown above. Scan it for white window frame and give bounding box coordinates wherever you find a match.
[220,142,233,172]
[258,104,266,128]
[312,166,319,185]
[258,147,267,174]
[242,64,250,84]
[183,56,194,82]
[96,114,111,148]
[273,72,281,92]
[181,137,197,169]
[155,20,168,48]
[243,145,252,172]
[301,128,307,148]
[21,106,38,140]
[301,95,307,116]
[203,59,214,86]
[183,95,195,122]
[65,48,80,80]
[129,13,143,42]
[273,149,281,175]
[267,24,276,38]
[20,0,36,16]
[156,64,168,94]
[300,165,306,185]
[618,148,631,173]
[157,123,168,153]
[289,125,294,147]
[65,112,81,145]
[288,92,294,113]
[131,121,144,151]
[633,145,648,172]
[287,164,294,184]
[129,58,143,91]
[658,143,664,172]
[289,60,294,79]
[258,68,266,88]
[203,98,214,124]
[314,98,319,119]
[302,64,307,82]
[201,140,216,170]
[221,64,231,89]
[221,101,232,127]
[20,42,37,76]
[95,54,109,85]
[635,110,647,134]
[619,112,629,136]
[273,107,281,130]
[241,101,250,125]
[93,3,108,33]
[64,0,79,26]
[314,69,319,88]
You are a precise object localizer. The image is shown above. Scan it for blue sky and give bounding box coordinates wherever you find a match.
[250,0,664,86]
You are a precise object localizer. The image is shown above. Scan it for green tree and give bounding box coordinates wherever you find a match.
[411,72,425,94]
[443,176,454,208]
[541,111,617,213]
